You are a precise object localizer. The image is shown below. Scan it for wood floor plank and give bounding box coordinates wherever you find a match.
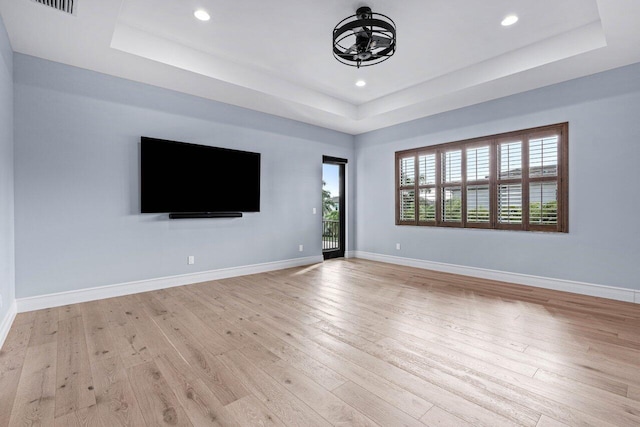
[59,304,83,321]
[233,318,348,391]
[525,343,640,386]
[54,315,96,418]
[11,311,37,327]
[89,354,147,426]
[532,369,640,424]
[245,314,436,420]
[149,313,250,406]
[238,342,282,369]
[263,362,377,426]
[370,329,625,427]
[2,258,639,426]
[332,380,426,426]
[420,406,473,427]
[99,297,157,368]
[224,394,287,426]
[0,321,34,426]
[54,404,103,427]
[154,352,240,426]
[139,291,236,356]
[535,415,570,427]
[8,342,57,426]
[127,360,193,426]
[81,301,119,363]
[217,350,332,427]
[312,330,537,427]
[27,307,59,347]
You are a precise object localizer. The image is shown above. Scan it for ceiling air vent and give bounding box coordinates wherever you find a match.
[31,0,76,15]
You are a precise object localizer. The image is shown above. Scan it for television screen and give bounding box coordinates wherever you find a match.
[141,137,261,213]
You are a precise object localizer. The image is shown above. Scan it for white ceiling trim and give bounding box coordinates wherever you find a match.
[2,0,640,135]
[111,22,359,120]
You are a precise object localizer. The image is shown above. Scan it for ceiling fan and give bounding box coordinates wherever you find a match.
[333,6,397,68]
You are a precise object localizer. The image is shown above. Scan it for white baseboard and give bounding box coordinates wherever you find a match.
[344,250,357,259]
[16,255,323,313]
[0,300,17,349]
[14,251,639,315]
[355,251,640,304]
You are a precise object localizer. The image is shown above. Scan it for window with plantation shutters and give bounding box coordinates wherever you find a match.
[395,122,568,232]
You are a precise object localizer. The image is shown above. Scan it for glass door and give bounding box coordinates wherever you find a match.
[322,156,346,259]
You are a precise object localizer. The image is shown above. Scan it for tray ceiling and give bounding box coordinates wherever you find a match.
[2,0,640,134]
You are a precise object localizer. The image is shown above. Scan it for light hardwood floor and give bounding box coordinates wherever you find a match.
[1,258,640,426]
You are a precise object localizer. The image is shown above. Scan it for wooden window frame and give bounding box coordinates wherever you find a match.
[395,122,568,233]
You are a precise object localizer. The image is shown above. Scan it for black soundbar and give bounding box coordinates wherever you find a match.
[169,212,243,219]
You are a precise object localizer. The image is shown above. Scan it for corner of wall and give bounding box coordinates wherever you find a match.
[0,299,17,348]
[0,11,17,349]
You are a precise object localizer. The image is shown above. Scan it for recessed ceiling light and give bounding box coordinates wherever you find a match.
[194,9,211,21]
[501,15,518,26]
[355,80,366,87]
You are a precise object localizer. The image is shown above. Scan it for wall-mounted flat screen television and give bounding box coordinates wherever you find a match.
[141,137,261,214]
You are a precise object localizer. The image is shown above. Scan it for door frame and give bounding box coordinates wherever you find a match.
[322,155,347,260]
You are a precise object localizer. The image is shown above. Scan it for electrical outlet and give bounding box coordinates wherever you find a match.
[312,207,317,214]
[396,243,401,250]
[299,244,304,252]
[188,256,195,265]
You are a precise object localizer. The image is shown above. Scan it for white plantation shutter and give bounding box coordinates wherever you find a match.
[467,185,490,222]
[419,154,436,185]
[498,184,523,224]
[399,190,415,221]
[399,156,415,186]
[441,150,462,223]
[442,150,462,183]
[467,146,490,181]
[530,182,558,224]
[417,153,437,223]
[419,189,436,221]
[397,155,417,223]
[442,187,462,222]
[528,133,559,226]
[466,146,491,224]
[499,141,522,179]
[529,136,558,177]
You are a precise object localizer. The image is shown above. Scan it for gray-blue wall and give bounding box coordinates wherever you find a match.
[0,15,14,321]
[355,63,640,291]
[14,54,354,298]
[12,50,640,299]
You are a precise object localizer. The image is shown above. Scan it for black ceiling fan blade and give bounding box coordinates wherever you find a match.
[345,43,359,53]
[371,35,392,48]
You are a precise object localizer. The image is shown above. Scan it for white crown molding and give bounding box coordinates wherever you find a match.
[0,300,17,349]
[16,256,323,313]
[355,251,640,304]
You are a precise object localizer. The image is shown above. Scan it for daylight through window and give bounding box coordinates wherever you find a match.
[395,123,568,232]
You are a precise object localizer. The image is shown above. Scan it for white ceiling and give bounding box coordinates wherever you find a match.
[2,0,640,135]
